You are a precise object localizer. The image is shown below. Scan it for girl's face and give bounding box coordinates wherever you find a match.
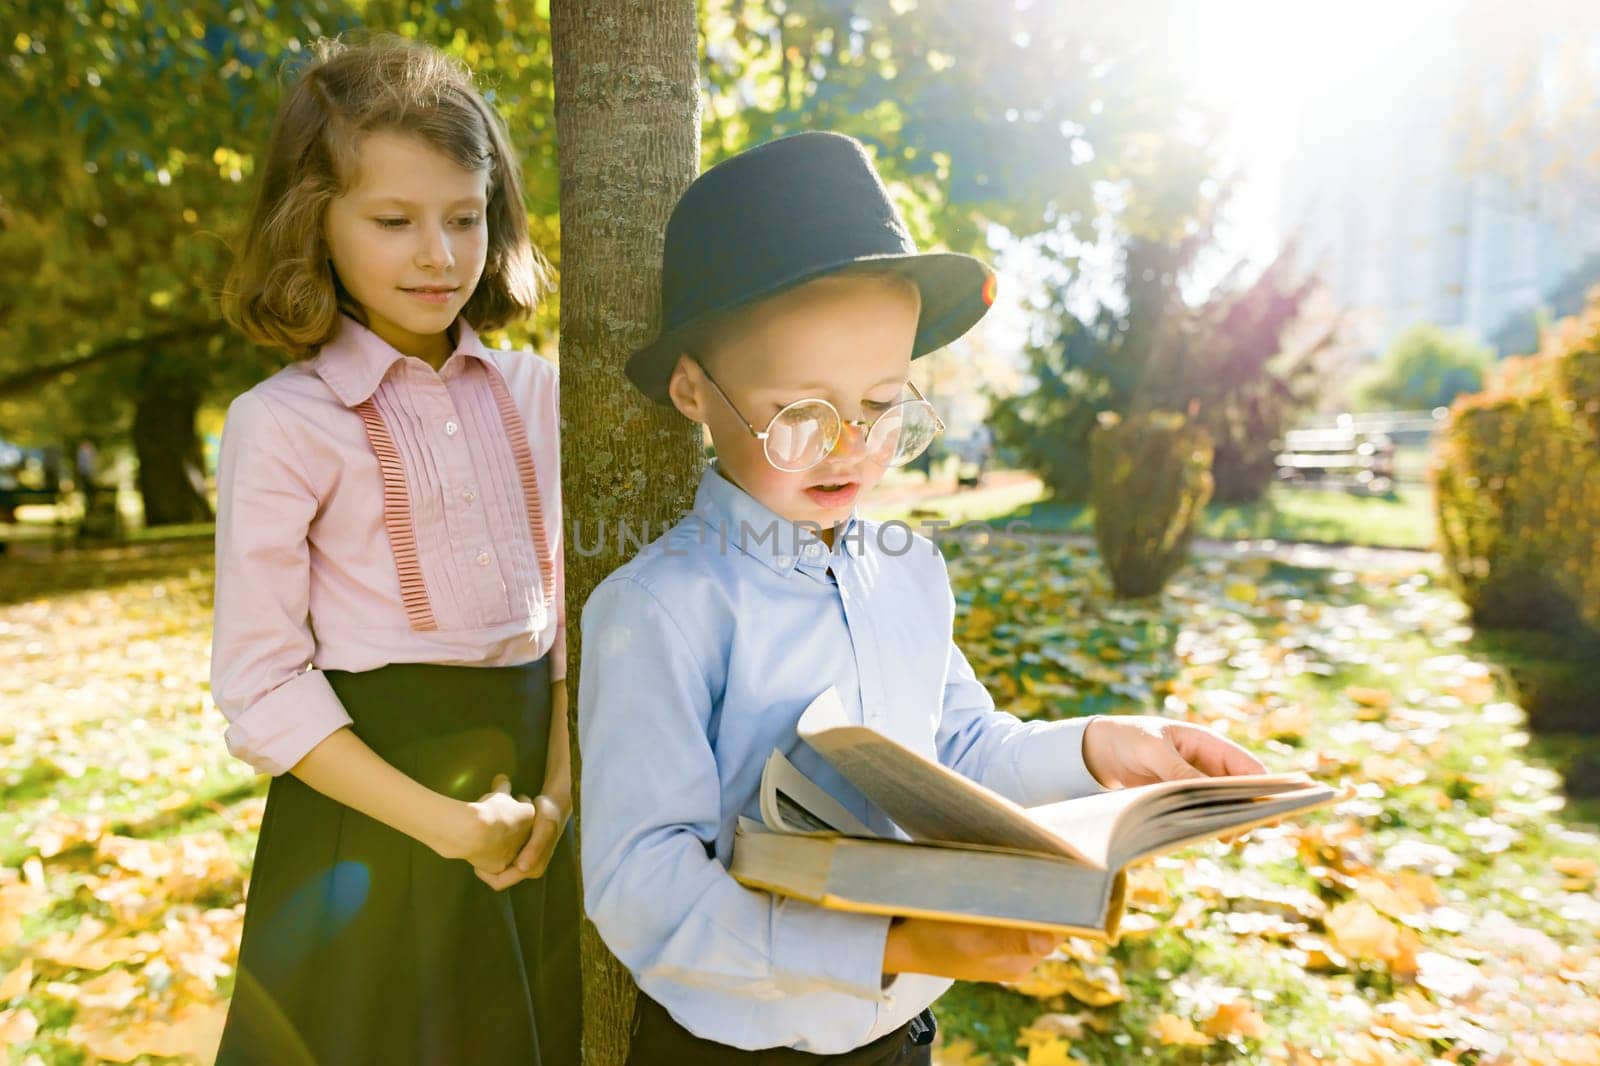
[324,131,489,364]
[669,277,921,541]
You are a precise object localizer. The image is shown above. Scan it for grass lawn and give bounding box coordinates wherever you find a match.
[868,477,1438,551]
[930,543,1599,1063]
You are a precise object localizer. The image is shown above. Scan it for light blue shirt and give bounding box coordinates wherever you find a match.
[578,464,1104,1054]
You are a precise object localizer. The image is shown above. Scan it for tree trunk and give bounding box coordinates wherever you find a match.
[132,351,213,526]
[551,4,702,1063]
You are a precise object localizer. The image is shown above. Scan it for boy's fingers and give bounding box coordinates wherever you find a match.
[1024,931,1058,956]
[1214,739,1267,776]
[1150,745,1208,782]
[1174,725,1266,777]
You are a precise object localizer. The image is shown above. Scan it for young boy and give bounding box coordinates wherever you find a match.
[578,131,1267,1065]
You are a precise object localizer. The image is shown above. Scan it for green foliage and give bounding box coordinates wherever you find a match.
[1356,323,1492,412]
[1089,410,1214,599]
[698,0,1191,255]
[0,2,559,521]
[1433,303,1600,643]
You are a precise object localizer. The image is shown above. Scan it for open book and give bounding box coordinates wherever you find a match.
[729,688,1346,939]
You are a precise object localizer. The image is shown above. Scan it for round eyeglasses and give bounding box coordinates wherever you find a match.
[695,361,946,473]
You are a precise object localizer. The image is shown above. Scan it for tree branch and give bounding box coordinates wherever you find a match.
[0,320,224,399]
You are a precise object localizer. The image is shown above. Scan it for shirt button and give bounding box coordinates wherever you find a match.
[444,420,460,436]
[462,487,477,503]
[475,550,491,566]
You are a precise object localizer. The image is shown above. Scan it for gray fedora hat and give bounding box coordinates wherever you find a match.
[625,131,997,403]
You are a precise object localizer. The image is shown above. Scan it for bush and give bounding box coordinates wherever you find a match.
[1433,306,1600,634]
[1090,411,1214,599]
[1357,323,1493,412]
[1432,395,1579,628]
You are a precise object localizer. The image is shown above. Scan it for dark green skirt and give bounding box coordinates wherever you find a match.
[216,659,581,1066]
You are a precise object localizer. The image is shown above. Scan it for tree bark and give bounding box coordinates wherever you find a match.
[551,4,703,1063]
[132,351,213,527]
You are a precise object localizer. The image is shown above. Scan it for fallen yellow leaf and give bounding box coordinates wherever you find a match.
[932,1035,990,1066]
[1203,1000,1270,1040]
[1325,900,1421,976]
[1007,959,1126,1006]
[1155,1013,1213,1046]
[0,1006,39,1044]
[0,959,34,1001]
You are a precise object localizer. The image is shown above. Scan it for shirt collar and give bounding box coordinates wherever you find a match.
[312,314,492,408]
[691,462,864,578]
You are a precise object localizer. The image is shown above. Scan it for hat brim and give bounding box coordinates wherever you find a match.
[625,251,995,404]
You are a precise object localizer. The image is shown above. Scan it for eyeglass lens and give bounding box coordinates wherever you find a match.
[763,399,940,472]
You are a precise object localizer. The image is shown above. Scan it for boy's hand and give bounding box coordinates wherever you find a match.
[474,789,570,892]
[882,917,1058,983]
[1083,716,1265,789]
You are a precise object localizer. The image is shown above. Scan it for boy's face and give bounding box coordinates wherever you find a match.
[668,276,921,537]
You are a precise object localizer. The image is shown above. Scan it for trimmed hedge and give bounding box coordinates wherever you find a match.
[1090,411,1214,599]
[1433,301,1600,634]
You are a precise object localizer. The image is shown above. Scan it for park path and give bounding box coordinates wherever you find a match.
[869,470,1441,574]
[957,527,1442,574]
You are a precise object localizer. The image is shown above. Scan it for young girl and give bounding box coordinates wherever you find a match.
[211,37,577,1065]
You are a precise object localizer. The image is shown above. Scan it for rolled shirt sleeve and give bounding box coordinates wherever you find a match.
[579,577,896,1052]
[210,392,352,777]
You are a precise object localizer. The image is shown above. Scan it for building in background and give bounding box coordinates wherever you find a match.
[1279,19,1600,355]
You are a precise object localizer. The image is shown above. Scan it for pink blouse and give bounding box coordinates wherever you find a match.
[210,315,564,777]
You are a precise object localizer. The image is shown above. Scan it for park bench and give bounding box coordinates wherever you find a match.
[1274,426,1397,496]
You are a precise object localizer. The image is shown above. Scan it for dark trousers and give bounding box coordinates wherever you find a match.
[625,993,934,1066]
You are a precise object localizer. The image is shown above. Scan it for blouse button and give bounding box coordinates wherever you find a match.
[444,420,460,436]
[462,487,477,503]
[475,550,491,566]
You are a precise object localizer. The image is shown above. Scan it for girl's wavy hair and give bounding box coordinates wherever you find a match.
[223,35,547,355]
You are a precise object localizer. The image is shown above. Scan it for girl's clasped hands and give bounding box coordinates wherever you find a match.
[461,774,569,890]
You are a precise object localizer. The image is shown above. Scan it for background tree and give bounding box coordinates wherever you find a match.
[1356,323,1493,413]
[989,118,1335,506]
[0,0,559,524]
[551,5,701,1064]
[1157,248,1339,503]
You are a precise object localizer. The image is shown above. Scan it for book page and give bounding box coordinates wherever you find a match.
[796,688,1107,866]
[1024,772,1321,861]
[759,749,877,838]
[796,687,1328,869]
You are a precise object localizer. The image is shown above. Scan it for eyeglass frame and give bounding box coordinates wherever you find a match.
[690,357,946,473]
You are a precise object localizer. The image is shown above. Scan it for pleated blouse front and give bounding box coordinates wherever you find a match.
[210,315,564,777]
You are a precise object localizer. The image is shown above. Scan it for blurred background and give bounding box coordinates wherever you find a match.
[2,2,1598,1063]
